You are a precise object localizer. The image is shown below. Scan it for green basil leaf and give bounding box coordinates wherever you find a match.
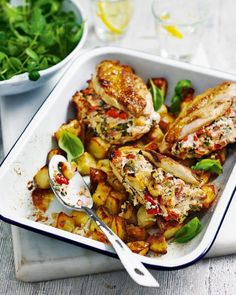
[175,79,192,96]
[192,159,223,175]
[8,57,22,70]
[28,70,40,81]
[174,217,202,243]
[149,79,164,111]
[170,94,181,114]
[0,52,7,62]
[58,131,84,162]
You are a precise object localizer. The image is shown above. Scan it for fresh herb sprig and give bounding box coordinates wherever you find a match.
[174,217,202,243]
[58,131,84,162]
[170,80,192,114]
[0,0,84,81]
[192,159,223,175]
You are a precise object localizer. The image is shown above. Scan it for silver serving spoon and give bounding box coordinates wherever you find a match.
[49,155,159,287]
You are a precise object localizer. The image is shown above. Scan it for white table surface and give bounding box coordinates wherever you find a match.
[0,0,236,294]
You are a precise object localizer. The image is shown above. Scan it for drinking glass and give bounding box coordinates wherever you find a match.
[152,0,209,62]
[91,0,134,42]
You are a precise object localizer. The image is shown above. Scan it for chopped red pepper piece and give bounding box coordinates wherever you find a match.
[144,194,157,206]
[106,109,119,118]
[55,174,69,185]
[146,207,160,215]
[119,111,127,119]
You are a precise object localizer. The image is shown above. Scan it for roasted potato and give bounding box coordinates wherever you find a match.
[147,234,167,254]
[32,188,54,211]
[56,212,75,232]
[96,206,113,227]
[111,216,127,241]
[96,159,111,173]
[60,161,77,180]
[72,211,90,227]
[92,182,112,208]
[119,201,137,225]
[137,206,156,228]
[146,125,164,143]
[54,119,82,142]
[105,190,128,215]
[34,165,50,189]
[156,217,182,239]
[87,137,110,159]
[127,241,150,255]
[47,148,63,164]
[202,184,216,208]
[159,113,175,133]
[126,225,148,241]
[90,168,107,192]
[75,152,96,175]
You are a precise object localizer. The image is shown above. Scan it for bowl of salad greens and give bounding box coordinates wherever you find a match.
[0,0,87,96]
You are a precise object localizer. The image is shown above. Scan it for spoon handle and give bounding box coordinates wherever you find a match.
[83,207,159,287]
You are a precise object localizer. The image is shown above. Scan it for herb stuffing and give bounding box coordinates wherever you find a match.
[0,0,84,81]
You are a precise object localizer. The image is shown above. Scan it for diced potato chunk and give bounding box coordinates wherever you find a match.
[60,161,77,180]
[126,225,148,241]
[90,168,107,192]
[92,182,112,208]
[76,152,96,175]
[32,188,54,211]
[105,190,127,215]
[47,148,62,163]
[91,230,108,244]
[127,241,150,256]
[147,126,164,143]
[96,159,111,173]
[54,119,82,141]
[147,234,167,254]
[106,172,126,192]
[87,137,110,159]
[202,184,216,208]
[111,216,127,241]
[96,206,113,227]
[56,212,75,232]
[71,211,90,227]
[34,165,50,189]
[119,201,137,225]
[156,217,182,239]
[137,206,156,228]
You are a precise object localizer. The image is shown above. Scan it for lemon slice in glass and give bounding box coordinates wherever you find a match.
[160,13,184,39]
[97,0,133,35]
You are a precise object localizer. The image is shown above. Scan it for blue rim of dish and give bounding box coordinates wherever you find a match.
[0,49,236,270]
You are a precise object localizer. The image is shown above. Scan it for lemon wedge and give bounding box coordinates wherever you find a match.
[97,0,132,35]
[163,25,184,39]
[160,13,184,39]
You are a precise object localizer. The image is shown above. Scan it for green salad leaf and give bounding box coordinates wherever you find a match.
[174,217,202,243]
[149,79,164,111]
[58,131,84,162]
[0,0,84,81]
[192,159,223,175]
[170,79,192,114]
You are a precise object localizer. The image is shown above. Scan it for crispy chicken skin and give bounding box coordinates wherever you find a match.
[160,82,236,158]
[92,60,153,117]
[110,147,210,222]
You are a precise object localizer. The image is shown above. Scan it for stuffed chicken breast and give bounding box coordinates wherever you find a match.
[73,60,159,144]
[160,82,236,159]
[92,60,153,117]
[110,147,213,222]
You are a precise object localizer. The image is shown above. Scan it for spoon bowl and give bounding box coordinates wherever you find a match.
[48,155,159,287]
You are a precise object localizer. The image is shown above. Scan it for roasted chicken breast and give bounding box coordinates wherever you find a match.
[73,84,158,144]
[92,60,154,117]
[160,82,236,159]
[110,147,212,222]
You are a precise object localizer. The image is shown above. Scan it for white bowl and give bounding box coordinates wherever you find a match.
[0,47,235,269]
[0,0,88,96]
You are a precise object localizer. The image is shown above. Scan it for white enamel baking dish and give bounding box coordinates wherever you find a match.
[0,47,235,269]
